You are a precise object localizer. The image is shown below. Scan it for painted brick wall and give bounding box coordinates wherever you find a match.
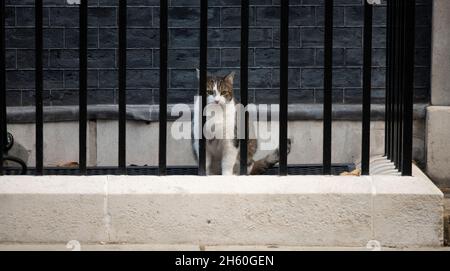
[4,0,431,106]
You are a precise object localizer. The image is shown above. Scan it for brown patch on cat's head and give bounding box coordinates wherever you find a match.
[206,71,236,102]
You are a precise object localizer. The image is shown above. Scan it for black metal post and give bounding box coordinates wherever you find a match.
[385,0,393,159]
[79,0,88,175]
[279,0,289,176]
[401,0,415,176]
[159,0,168,176]
[35,0,44,175]
[0,0,5,175]
[361,1,373,175]
[118,0,127,174]
[390,0,399,163]
[396,0,406,169]
[198,0,208,176]
[392,0,400,167]
[398,0,405,170]
[323,0,333,175]
[240,0,249,175]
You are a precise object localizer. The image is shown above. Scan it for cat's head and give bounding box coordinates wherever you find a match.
[197,70,235,105]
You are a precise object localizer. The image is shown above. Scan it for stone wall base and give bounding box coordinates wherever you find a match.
[0,165,443,248]
[426,106,450,188]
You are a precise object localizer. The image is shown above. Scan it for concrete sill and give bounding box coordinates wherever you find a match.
[0,165,443,248]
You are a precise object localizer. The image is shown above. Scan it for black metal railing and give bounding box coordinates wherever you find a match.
[0,0,5,174]
[0,0,416,177]
[198,0,208,176]
[79,0,88,175]
[385,0,416,176]
[35,0,44,175]
[240,0,249,176]
[323,0,333,175]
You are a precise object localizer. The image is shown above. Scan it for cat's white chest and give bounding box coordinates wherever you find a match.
[211,103,236,139]
[193,99,236,140]
[193,99,239,175]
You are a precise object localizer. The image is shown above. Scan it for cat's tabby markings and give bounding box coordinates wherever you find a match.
[192,71,291,175]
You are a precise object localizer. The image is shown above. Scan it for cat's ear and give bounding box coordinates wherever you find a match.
[224,71,236,85]
[196,68,200,80]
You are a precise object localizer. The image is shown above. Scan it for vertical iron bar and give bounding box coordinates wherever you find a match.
[389,0,395,162]
[323,0,333,175]
[392,0,400,167]
[361,1,373,176]
[240,0,249,175]
[391,0,399,163]
[198,0,208,176]
[279,0,289,176]
[385,0,392,159]
[396,0,405,169]
[159,0,168,176]
[79,0,88,175]
[0,0,5,175]
[35,0,44,175]
[118,0,127,174]
[401,0,415,176]
[390,0,396,161]
[398,0,405,171]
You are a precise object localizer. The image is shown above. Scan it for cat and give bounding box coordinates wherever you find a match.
[192,71,291,175]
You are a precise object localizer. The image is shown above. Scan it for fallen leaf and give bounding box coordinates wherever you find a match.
[340,168,361,176]
[57,162,79,168]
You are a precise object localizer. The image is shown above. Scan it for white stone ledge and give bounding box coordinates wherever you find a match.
[0,165,444,248]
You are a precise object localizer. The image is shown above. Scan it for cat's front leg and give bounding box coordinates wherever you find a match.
[221,140,239,175]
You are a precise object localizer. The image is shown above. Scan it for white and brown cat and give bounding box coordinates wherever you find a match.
[192,71,291,175]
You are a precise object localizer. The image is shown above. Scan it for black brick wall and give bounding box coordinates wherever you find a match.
[4,0,432,106]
